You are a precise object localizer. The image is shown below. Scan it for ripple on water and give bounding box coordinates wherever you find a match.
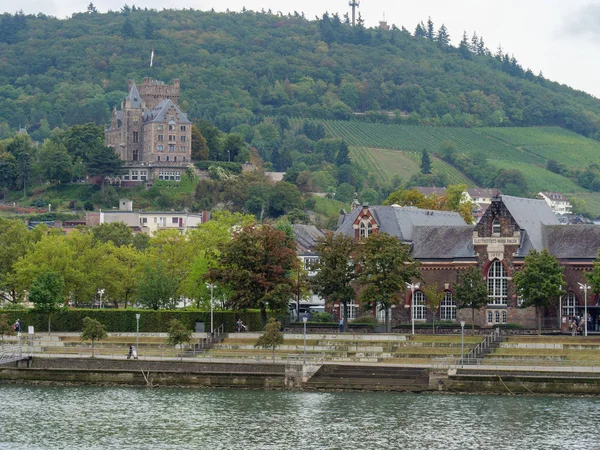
[1,386,600,449]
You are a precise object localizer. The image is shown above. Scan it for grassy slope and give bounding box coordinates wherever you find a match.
[314,119,600,214]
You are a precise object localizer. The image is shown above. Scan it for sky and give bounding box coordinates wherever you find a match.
[4,0,600,98]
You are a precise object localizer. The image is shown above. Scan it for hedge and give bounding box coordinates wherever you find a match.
[0,309,263,333]
[194,161,243,173]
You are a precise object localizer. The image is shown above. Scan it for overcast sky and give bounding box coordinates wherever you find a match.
[4,0,600,98]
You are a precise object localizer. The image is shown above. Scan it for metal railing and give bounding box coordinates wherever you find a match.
[464,328,501,363]
[0,338,28,365]
[188,324,225,356]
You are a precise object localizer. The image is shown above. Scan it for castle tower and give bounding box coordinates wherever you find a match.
[137,77,180,110]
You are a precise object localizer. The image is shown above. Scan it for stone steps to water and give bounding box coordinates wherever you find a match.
[306,365,431,391]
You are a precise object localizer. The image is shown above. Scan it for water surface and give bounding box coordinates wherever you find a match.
[1,385,599,449]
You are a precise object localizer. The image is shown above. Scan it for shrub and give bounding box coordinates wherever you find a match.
[310,311,334,323]
[351,315,378,326]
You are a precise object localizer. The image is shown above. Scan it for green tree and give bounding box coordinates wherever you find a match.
[121,17,136,38]
[86,146,123,191]
[211,224,298,325]
[586,250,600,300]
[254,317,284,361]
[312,233,358,330]
[136,261,178,310]
[455,266,488,335]
[356,233,420,332]
[420,149,432,174]
[81,316,108,357]
[166,319,192,359]
[0,218,35,304]
[29,270,65,334]
[0,314,13,341]
[422,283,444,333]
[514,249,565,335]
[0,151,18,196]
[91,222,133,247]
[38,140,72,183]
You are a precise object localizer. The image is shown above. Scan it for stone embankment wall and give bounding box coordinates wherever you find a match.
[0,358,287,389]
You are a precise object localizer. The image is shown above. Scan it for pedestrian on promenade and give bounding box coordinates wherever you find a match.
[339,317,344,333]
[131,345,138,360]
[127,344,133,359]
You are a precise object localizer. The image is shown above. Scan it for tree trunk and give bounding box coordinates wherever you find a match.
[537,306,542,336]
[48,313,51,336]
[260,305,267,329]
[432,311,435,334]
[385,305,390,333]
[472,307,475,336]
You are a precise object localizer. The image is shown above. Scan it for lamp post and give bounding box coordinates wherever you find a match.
[302,316,308,365]
[578,282,590,336]
[206,283,215,334]
[97,288,105,309]
[135,313,140,355]
[405,282,420,335]
[460,321,465,367]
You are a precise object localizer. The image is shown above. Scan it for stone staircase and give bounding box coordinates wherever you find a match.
[305,365,431,392]
[206,333,480,363]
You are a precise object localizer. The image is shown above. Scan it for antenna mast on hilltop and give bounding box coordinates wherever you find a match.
[349,0,360,26]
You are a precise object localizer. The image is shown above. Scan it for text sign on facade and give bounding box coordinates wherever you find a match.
[473,237,520,245]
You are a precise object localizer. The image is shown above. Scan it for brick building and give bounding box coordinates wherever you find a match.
[105,78,192,185]
[334,196,600,330]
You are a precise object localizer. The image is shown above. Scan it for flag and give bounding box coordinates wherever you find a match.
[150,48,154,67]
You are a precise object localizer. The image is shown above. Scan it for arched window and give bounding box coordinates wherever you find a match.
[413,291,426,320]
[563,292,578,318]
[502,311,507,324]
[440,291,456,321]
[487,311,493,324]
[488,260,508,305]
[495,311,500,323]
[359,220,373,239]
[492,218,501,235]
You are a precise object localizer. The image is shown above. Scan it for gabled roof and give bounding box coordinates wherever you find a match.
[336,205,467,242]
[145,99,191,124]
[501,195,559,251]
[467,188,500,199]
[411,226,475,259]
[540,191,568,201]
[292,224,324,254]
[127,82,142,109]
[414,187,447,197]
[543,225,600,259]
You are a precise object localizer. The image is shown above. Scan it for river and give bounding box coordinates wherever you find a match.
[1,385,599,449]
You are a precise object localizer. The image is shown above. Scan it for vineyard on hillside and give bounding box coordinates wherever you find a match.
[288,119,600,215]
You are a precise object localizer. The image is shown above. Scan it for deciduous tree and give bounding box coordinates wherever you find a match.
[422,283,444,333]
[81,316,107,357]
[313,233,358,330]
[357,233,420,332]
[29,269,64,334]
[514,249,565,335]
[455,266,488,335]
[167,319,192,359]
[254,317,284,361]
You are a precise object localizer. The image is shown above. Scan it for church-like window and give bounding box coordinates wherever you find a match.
[492,218,501,235]
[413,291,426,320]
[440,291,456,321]
[488,260,507,305]
[563,292,577,318]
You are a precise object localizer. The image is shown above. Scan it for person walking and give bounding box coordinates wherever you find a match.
[127,344,133,359]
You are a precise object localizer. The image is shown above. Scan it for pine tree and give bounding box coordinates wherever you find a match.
[420,150,432,174]
[470,31,478,53]
[144,17,155,39]
[458,31,471,60]
[121,17,136,38]
[436,24,450,46]
[426,17,435,40]
[85,146,124,191]
[414,22,426,38]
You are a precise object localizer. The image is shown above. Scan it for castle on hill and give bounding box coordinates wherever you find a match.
[105,78,192,184]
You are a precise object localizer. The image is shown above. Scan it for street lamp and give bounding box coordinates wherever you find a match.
[302,316,308,365]
[405,282,420,335]
[206,283,215,334]
[97,288,105,309]
[460,321,465,367]
[135,313,141,356]
[578,282,590,336]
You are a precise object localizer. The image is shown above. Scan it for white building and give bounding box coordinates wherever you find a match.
[538,192,572,215]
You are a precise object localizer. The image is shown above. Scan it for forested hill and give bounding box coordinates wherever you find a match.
[1,7,600,140]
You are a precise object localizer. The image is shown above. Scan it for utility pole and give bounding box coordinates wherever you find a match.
[349,0,360,26]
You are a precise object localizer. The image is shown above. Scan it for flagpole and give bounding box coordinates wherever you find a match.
[150,48,154,68]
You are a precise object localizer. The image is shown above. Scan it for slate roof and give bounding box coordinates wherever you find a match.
[292,224,324,254]
[543,225,600,259]
[145,99,191,124]
[336,205,467,242]
[411,226,475,259]
[127,82,142,109]
[501,195,560,252]
[467,188,500,199]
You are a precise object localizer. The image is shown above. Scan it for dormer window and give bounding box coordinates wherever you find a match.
[359,220,373,239]
[492,218,501,235]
